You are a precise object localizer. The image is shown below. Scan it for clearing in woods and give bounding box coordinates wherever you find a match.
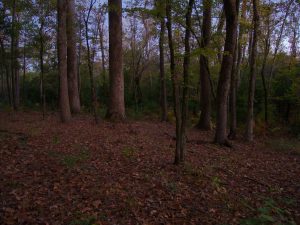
[0,111,299,224]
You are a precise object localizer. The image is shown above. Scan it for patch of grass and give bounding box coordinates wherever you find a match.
[265,138,300,155]
[166,181,177,193]
[240,198,296,225]
[52,135,60,145]
[69,216,96,225]
[184,163,202,177]
[48,145,90,168]
[121,146,137,158]
[62,149,90,168]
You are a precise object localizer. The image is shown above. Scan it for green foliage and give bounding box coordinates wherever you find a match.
[265,138,300,155]
[69,216,97,225]
[121,146,137,158]
[241,198,296,225]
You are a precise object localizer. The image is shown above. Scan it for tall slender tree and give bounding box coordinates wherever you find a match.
[66,0,81,113]
[197,0,212,130]
[57,0,71,122]
[106,0,125,120]
[245,0,259,142]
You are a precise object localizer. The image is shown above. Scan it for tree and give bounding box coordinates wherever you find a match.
[57,0,71,122]
[214,0,239,146]
[245,0,259,142]
[197,0,212,130]
[106,0,125,120]
[66,0,81,113]
[156,0,168,122]
[84,0,99,124]
[228,0,247,139]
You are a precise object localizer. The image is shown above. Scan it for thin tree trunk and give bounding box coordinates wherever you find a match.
[228,0,247,139]
[66,0,81,113]
[106,0,125,120]
[0,40,12,106]
[214,0,239,146]
[22,39,26,104]
[158,0,168,122]
[39,19,45,119]
[180,0,194,163]
[10,0,17,110]
[197,0,212,130]
[166,0,181,164]
[85,0,99,124]
[245,0,259,142]
[57,0,71,122]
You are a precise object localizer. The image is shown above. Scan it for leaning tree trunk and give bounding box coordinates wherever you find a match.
[166,0,181,164]
[197,0,212,130]
[214,0,239,146]
[245,0,259,142]
[57,0,71,122]
[106,0,125,120]
[66,0,81,113]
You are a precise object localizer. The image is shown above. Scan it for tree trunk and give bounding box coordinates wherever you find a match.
[10,0,18,110]
[214,0,239,146]
[66,0,81,113]
[166,0,181,164]
[0,40,12,106]
[158,0,168,122]
[197,0,212,130]
[85,0,99,124]
[57,0,71,122]
[39,19,46,119]
[228,0,247,139]
[180,0,194,163]
[106,0,125,120]
[245,0,259,142]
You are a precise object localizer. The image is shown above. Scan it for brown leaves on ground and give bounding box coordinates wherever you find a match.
[0,112,299,225]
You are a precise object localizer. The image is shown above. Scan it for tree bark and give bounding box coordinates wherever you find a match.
[106,0,125,120]
[245,0,259,142]
[157,0,168,122]
[57,0,71,122]
[66,0,81,113]
[166,0,181,164]
[180,0,194,163]
[85,0,99,124]
[0,39,12,106]
[228,0,247,139]
[214,0,239,146]
[197,0,212,130]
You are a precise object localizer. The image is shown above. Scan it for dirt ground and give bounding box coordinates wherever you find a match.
[0,111,299,225]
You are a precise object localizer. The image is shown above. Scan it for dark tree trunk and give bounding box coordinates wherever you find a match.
[180,0,194,163]
[158,0,168,122]
[166,0,181,164]
[0,40,12,106]
[228,0,247,139]
[39,18,46,119]
[57,0,71,122]
[66,0,81,114]
[106,0,125,120]
[245,0,259,142]
[197,0,212,130]
[214,0,239,146]
[10,0,18,110]
[85,0,99,124]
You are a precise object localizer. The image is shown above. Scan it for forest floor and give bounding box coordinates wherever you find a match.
[0,111,299,225]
